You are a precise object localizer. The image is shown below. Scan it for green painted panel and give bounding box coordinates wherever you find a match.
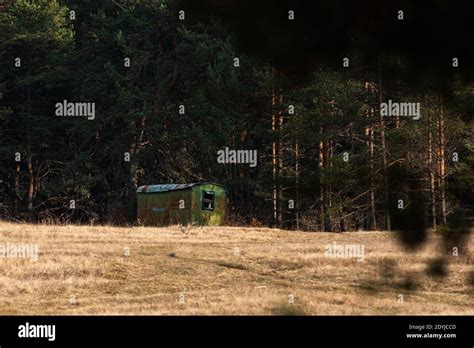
[191,184,225,226]
[137,189,192,226]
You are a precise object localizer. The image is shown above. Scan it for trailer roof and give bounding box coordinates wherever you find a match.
[137,183,225,193]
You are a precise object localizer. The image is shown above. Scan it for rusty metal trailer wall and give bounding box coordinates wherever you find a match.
[137,183,225,226]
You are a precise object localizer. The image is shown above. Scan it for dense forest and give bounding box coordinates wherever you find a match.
[0,0,472,233]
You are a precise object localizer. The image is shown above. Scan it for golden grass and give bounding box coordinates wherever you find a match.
[0,222,472,315]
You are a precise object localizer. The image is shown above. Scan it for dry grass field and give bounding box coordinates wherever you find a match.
[0,221,472,315]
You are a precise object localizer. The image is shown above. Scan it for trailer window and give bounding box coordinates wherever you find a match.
[202,191,215,211]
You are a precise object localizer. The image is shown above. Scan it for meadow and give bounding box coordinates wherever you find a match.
[0,222,472,315]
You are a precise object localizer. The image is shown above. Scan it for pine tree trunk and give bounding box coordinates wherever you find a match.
[26,150,34,221]
[239,129,248,219]
[128,115,146,223]
[277,92,284,227]
[328,139,333,232]
[295,138,300,230]
[319,131,325,231]
[13,163,21,216]
[26,85,34,221]
[365,81,377,230]
[428,111,437,228]
[271,68,277,227]
[378,58,390,230]
[438,100,447,225]
[14,163,20,215]
[369,122,377,230]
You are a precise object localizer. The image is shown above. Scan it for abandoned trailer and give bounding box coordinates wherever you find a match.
[136,183,226,226]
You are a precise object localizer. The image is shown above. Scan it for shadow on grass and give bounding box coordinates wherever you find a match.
[271,304,307,316]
